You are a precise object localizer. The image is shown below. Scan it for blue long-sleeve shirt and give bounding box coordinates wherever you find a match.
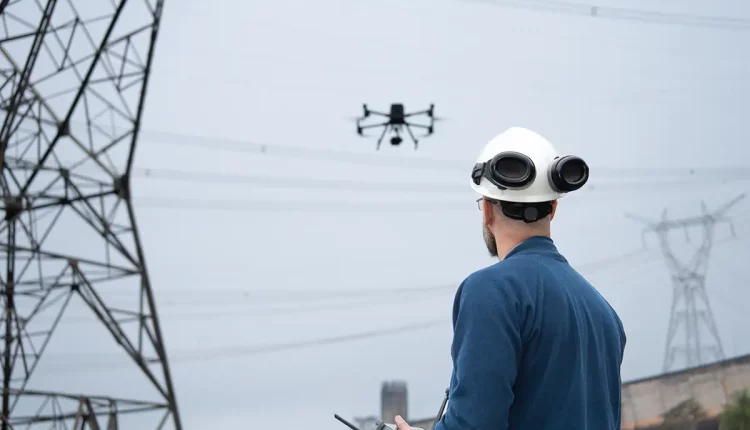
[432,236,626,430]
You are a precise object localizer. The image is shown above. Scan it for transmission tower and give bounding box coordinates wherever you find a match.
[627,193,745,373]
[0,1,182,429]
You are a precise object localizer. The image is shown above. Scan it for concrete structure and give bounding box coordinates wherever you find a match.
[381,354,750,429]
[381,381,409,422]
[622,353,750,429]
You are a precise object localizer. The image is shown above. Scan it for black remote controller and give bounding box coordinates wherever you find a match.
[333,387,447,430]
[334,414,426,430]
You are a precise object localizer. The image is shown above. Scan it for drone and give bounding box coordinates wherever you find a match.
[355,103,438,150]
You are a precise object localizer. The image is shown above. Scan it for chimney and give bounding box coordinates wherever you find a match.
[381,380,408,422]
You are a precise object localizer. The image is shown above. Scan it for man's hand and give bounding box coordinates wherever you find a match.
[394,415,411,430]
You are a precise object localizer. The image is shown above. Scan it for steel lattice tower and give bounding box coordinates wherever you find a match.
[0,1,182,429]
[628,194,745,373]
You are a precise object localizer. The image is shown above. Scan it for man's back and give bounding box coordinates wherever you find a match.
[433,236,626,430]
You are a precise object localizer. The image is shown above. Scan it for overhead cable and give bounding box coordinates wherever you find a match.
[138,128,466,172]
[55,294,447,325]
[131,166,750,196]
[64,247,659,312]
[133,166,466,194]
[47,248,662,325]
[38,319,449,370]
[35,236,750,366]
[134,196,470,213]
[133,194,750,215]
[137,128,750,177]
[460,0,750,30]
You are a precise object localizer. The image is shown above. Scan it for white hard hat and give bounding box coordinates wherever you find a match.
[470,127,589,203]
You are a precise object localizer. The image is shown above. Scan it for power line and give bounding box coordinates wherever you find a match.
[136,128,750,178]
[33,234,750,368]
[64,249,664,310]
[175,319,448,361]
[133,191,750,214]
[52,294,448,325]
[133,166,466,194]
[54,120,470,172]
[37,319,449,371]
[130,166,750,196]
[134,196,471,213]
[42,247,664,326]
[460,0,750,30]
[138,128,467,172]
[108,283,460,301]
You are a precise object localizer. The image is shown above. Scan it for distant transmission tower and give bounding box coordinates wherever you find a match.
[0,1,181,429]
[628,193,745,373]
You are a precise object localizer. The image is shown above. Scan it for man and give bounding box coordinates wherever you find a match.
[394,127,626,430]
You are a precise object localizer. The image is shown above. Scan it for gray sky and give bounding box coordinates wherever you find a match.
[11,0,750,428]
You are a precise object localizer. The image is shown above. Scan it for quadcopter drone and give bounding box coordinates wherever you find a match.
[355,103,437,150]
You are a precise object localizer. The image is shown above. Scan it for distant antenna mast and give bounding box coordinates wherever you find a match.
[627,193,745,372]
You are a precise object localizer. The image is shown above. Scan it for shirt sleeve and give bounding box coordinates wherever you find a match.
[432,274,523,430]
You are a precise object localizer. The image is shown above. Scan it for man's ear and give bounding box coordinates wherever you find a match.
[483,199,495,226]
[549,200,558,220]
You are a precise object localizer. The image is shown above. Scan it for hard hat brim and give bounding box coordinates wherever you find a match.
[471,180,565,203]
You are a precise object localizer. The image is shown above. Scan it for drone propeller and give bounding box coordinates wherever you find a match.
[355,124,374,137]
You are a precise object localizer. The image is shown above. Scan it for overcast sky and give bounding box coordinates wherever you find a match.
[7,0,750,428]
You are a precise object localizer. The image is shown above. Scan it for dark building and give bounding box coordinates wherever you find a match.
[381,380,409,422]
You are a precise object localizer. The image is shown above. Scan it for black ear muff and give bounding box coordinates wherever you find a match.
[548,155,589,193]
[472,152,537,190]
[489,152,536,189]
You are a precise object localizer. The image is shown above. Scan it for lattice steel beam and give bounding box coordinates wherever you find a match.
[627,193,745,372]
[0,1,180,428]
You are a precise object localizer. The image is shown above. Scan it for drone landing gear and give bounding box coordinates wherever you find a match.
[404,124,419,150]
[376,123,389,150]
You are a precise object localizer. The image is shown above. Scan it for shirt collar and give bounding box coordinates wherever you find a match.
[505,235,566,262]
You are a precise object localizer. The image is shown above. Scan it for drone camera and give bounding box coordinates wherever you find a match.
[390,136,403,146]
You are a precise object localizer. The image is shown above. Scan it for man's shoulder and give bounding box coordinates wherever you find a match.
[466,256,543,284]
[459,258,540,300]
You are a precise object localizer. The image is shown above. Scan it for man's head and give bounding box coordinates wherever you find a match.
[480,198,558,257]
[469,127,588,258]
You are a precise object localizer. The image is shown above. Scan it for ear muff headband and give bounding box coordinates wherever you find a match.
[499,200,554,223]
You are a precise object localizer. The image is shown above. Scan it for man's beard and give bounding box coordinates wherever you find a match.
[483,224,498,257]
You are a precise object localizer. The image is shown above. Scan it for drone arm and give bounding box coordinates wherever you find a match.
[403,110,431,117]
[364,110,390,117]
[358,121,390,130]
[405,122,434,138]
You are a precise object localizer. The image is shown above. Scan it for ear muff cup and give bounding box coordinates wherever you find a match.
[483,152,536,190]
[549,156,589,193]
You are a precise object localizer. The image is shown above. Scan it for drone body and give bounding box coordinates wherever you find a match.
[355,103,437,150]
